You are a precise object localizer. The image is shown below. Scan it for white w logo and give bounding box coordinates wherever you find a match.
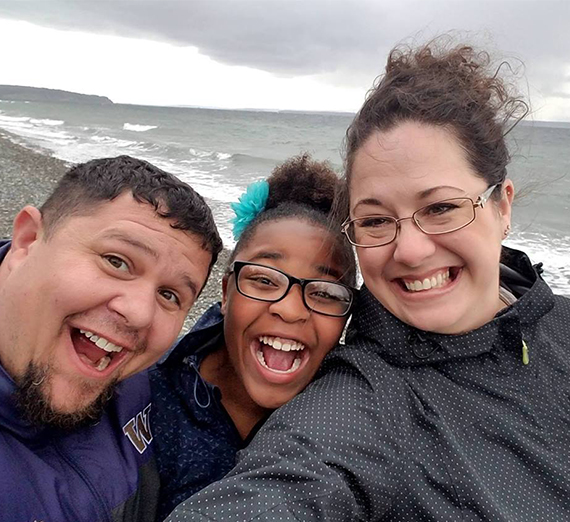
[123,403,153,454]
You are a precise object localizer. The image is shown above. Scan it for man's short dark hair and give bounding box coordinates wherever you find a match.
[40,155,223,269]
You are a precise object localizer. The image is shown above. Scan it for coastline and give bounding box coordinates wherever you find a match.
[0,130,228,331]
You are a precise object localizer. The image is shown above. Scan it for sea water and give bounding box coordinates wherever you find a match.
[1,100,569,296]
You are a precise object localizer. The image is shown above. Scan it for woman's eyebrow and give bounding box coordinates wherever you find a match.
[417,185,464,199]
[353,197,384,210]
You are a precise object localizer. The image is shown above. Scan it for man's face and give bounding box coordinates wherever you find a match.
[0,192,212,419]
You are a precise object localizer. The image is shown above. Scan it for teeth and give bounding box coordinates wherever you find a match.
[255,350,302,374]
[405,269,451,292]
[80,330,124,353]
[95,356,111,371]
[258,336,305,352]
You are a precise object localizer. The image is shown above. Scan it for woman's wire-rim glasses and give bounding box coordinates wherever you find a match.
[341,183,501,248]
[228,261,355,317]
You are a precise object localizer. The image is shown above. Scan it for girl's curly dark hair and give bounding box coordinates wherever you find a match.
[230,153,356,286]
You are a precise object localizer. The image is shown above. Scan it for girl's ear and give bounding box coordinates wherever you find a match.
[5,206,43,270]
[221,274,229,315]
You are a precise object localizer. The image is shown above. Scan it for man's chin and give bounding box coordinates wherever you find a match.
[14,363,117,431]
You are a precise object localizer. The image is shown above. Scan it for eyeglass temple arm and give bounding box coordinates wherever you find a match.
[475,183,501,208]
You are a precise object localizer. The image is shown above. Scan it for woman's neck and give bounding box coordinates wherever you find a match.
[200,345,270,440]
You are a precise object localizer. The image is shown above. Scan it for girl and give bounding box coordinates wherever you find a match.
[150,154,356,520]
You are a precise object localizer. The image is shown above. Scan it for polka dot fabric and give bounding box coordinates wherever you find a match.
[167,248,570,521]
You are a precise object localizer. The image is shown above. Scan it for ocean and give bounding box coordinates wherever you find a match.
[1,100,569,296]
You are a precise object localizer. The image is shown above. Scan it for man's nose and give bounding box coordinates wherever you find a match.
[107,283,156,330]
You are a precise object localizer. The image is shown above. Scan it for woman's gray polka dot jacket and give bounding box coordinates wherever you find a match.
[167,247,570,521]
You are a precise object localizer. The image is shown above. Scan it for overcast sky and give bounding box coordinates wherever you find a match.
[1,0,569,120]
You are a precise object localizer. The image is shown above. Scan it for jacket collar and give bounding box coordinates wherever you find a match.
[0,240,10,263]
[347,247,555,367]
[158,302,224,368]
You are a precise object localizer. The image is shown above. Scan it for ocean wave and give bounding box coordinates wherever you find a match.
[123,123,157,132]
[30,118,64,126]
[0,114,31,125]
[187,148,231,161]
[230,152,274,167]
[506,230,570,297]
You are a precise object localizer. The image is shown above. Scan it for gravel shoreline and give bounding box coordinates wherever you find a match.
[0,130,229,332]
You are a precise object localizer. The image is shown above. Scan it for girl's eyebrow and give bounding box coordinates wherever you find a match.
[315,265,342,280]
[247,252,342,281]
[250,252,282,263]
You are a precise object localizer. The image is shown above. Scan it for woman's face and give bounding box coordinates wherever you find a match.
[349,122,514,334]
[222,218,349,409]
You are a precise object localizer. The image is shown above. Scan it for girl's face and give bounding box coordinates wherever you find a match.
[222,218,349,409]
[349,122,514,334]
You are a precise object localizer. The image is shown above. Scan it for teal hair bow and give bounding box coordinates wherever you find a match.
[230,180,270,240]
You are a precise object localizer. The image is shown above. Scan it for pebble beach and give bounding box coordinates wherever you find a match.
[0,130,229,332]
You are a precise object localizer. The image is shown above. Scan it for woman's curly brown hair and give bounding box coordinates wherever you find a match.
[336,40,528,221]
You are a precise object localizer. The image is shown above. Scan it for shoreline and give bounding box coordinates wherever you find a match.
[0,130,228,331]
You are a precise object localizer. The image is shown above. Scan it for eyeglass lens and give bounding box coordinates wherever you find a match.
[348,197,476,246]
[236,263,352,316]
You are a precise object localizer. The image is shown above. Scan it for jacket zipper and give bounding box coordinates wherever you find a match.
[55,444,112,522]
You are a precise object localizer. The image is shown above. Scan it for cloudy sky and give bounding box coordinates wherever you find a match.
[1,0,569,120]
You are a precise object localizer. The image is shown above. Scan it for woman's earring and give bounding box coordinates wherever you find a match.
[503,224,511,239]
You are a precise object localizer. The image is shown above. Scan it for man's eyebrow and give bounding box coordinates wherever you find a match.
[103,232,159,259]
[103,231,199,297]
[181,275,199,298]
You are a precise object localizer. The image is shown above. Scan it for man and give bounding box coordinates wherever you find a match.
[0,155,222,521]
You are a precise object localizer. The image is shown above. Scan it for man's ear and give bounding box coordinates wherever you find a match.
[220,274,230,315]
[6,206,43,269]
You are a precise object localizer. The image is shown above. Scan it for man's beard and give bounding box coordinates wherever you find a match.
[14,363,117,431]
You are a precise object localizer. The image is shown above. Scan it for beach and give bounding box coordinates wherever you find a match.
[1,101,569,296]
[0,130,229,332]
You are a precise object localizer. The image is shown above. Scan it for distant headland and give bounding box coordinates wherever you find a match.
[0,85,113,105]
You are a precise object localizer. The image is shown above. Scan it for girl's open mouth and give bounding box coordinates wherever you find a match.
[252,335,308,374]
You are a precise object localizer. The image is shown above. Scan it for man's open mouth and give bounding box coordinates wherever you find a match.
[71,329,127,372]
[254,335,307,374]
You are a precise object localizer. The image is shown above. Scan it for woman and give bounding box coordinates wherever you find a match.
[150,154,357,520]
[167,42,570,522]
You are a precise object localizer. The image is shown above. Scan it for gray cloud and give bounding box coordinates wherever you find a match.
[1,0,569,95]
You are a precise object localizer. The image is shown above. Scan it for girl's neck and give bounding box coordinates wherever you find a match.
[200,345,270,440]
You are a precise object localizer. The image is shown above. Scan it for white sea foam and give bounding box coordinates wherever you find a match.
[187,148,231,161]
[505,230,570,297]
[123,123,157,132]
[30,118,64,126]
[0,114,32,125]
